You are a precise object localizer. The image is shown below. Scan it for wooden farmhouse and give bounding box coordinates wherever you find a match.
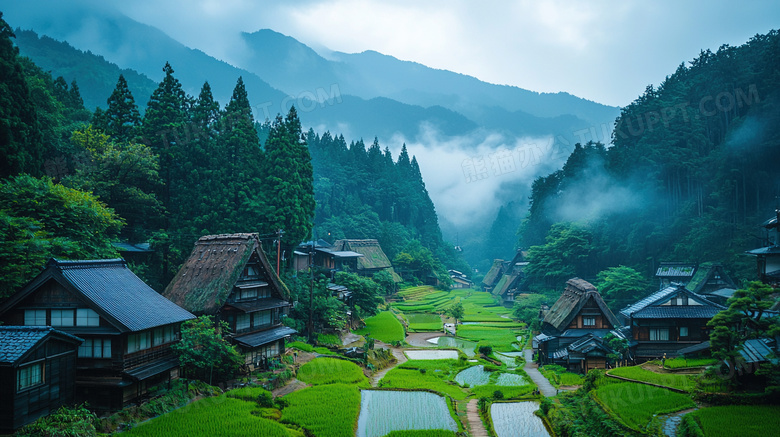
[332,239,403,282]
[746,211,780,287]
[619,284,725,361]
[293,239,365,278]
[535,278,625,372]
[163,234,296,369]
[0,326,82,432]
[481,259,505,293]
[0,259,195,411]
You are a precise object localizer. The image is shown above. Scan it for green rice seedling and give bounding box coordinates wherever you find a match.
[594,382,695,431]
[317,333,341,346]
[688,405,780,436]
[379,368,468,400]
[472,384,535,399]
[455,325,524,352]
[407,313,443,331]
[608,366,695,391]
[658,357,717,369]
[287,341,314,352]
[121,397,291,437]
[354,311,405,343]
[281,384,362,437]
[297,357,369,386]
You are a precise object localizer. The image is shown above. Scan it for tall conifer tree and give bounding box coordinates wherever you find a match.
[100,74,140,142]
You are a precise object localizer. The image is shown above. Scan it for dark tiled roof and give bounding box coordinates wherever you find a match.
[225,298,290,313]
[0,326,82,364]
[746,245,780,255]
[677,341,711,356]
[620,284,725,320]
[631,306,722,319]
[125,356,179,381]
[739,338,777,364]
[233,326,296,348]
[55,259,195,332]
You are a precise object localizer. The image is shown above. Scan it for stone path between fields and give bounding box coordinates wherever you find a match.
[662,408,698,437]
[523,349,558,397]
[466,399,489,437]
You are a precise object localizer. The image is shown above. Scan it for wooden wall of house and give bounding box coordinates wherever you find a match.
[0,340,78,432]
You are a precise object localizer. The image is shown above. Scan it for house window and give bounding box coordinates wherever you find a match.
[24,310,47,326]
[258,287,270,299]
[649,328,670,341]
[583,316,596,327]
[76,309,100,327]
[127,332,151,353]
[243,265,260,277]
[239,287,257,300]
[79,338,112,358]
[18,363,43,391]
[153,326,174,346]
[679,327,689,337]
[236,314,251,332]
[254,310,272,328]
[51,309,74,327]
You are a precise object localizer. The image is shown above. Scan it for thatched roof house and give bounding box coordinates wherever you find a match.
[541,278,620,335]
[332,239,402,282]
[163,234,294,367]
[164,234,289,315]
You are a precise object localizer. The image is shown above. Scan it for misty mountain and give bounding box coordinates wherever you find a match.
[13,29,158,113]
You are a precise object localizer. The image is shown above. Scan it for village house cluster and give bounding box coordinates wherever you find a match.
[0,233,405,431]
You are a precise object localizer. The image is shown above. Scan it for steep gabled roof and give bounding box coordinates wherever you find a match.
[0,259,195,333]
[332,239,392,270]
[0,326,82,365]
[686,262,737,294]
[619,284,725,320]
[164,234,289,315]
[492,273,521,296]
[542,278,620,333]
[482,259,505,287]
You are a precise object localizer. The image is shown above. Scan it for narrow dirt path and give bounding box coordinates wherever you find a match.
[523,349,558,397]
[369,342,407,387]
[272,378,309,397]
[466,399,489,437]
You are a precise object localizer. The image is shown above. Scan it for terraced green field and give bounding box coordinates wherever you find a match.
[594,382,695,431]
[354,311,405,343]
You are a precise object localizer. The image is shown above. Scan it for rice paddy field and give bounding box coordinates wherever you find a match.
[491,402,548,437]
[121,396,297,437]
[282,384,363,437]
[608,365,696,391]
[455,325,524,352]
[406,313,443,331]
[379,368,468,400]
[356,390,459,437]
[593,382,695,432]
[354,311,405,343]
[685,405,780,436]
[296,357,369,386]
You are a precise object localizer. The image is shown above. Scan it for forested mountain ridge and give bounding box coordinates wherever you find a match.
[519,30,780,291]
[2,0,619,146]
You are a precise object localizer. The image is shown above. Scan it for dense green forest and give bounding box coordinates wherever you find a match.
[518,30,780,301]
[0,12,464,297]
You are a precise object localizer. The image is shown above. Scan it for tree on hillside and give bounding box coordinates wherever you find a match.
[0,175,123,297]
[94,74,140,142]
[524,223,593,291]
[259,106,315,254]
[64,126,163,242]
[595,266,650,312]
[0,12,42,178]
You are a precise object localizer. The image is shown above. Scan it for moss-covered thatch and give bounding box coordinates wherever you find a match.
[163,234,289,314]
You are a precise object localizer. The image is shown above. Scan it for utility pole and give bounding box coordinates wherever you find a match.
[276,229,284,273]
[308,240,314,343]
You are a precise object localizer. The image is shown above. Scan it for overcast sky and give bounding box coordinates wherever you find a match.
[111,0,780,107]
